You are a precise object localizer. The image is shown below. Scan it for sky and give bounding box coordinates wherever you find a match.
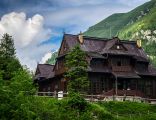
[0,0,150,71]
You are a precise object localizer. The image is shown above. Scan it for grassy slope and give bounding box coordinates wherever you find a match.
[98,101,156,120]
[24,96,156,120]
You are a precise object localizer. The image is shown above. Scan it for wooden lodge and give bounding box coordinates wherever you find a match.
[34,33,156,100]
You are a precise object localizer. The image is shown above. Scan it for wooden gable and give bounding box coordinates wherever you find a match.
[58,36,69,56]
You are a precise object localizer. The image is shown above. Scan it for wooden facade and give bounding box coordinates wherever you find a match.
[34,34,156,99]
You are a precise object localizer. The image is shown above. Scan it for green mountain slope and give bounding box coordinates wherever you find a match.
[84,0,156,38]
[84,0,156,66]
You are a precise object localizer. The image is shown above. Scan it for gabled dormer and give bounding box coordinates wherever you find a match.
[111,43,127,51]
[110,39,127,51]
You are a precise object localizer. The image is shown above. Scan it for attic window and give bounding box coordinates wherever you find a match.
[117,45,120,49]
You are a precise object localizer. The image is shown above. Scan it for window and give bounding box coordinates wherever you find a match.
[117,61,121,66]
[117,45,120,49]
[91,60,103,68]
[92,78,101,94]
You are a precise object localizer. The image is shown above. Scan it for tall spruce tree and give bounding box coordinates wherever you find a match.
[0,33,16,58]
[65,45,89,94]
[0,33,21,80]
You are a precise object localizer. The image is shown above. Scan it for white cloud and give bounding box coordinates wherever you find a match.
[40,52,52,64]
[0,12,57,71]
[0,12,51,47]
[44,0,149,34]
[118,0,150,7]
[44,4,132,34]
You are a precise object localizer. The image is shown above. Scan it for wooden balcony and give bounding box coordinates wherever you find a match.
[112,66,132,72]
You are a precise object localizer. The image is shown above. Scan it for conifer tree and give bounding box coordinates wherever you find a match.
[0,33,16,58]
[65,45,89,94]
[0,33,21,80]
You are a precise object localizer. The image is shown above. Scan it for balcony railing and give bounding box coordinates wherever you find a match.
[36,91,156,104]
[103,89,144,97]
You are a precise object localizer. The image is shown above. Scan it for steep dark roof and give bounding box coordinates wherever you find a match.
[63,34,149,62]
[35,64,54,80]
[86,52,106,59]
[136,65,156,76]
[148,65,156,76]
[112,72,140,79]
[64,34,107,53]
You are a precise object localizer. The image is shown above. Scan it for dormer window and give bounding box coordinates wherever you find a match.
[111,43,127,51]
[117,45,120,49]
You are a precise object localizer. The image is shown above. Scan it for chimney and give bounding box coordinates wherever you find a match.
[137,39,142,48]
[78,31,83,44]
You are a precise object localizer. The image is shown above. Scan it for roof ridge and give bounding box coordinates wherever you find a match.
[64,33,137,43]
[64,33,77,36]
[38,64,54,66]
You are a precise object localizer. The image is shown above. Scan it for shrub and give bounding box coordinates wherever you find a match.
[67,93,89,112]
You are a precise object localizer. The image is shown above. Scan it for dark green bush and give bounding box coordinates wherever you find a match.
[67,93,89,112]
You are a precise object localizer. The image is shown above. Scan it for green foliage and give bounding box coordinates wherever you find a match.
[118,6,156,39]
[0,67,36,119]
[46,51,58,65]
[90,103,115,120]
[10,67,36,95]
[65,45,89,94]
[67,93,89,112]
[98,101,156,120]
[0,33,22,80]
[117,5,156,67]
[65,45,88,68]
[0,33,16,58]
